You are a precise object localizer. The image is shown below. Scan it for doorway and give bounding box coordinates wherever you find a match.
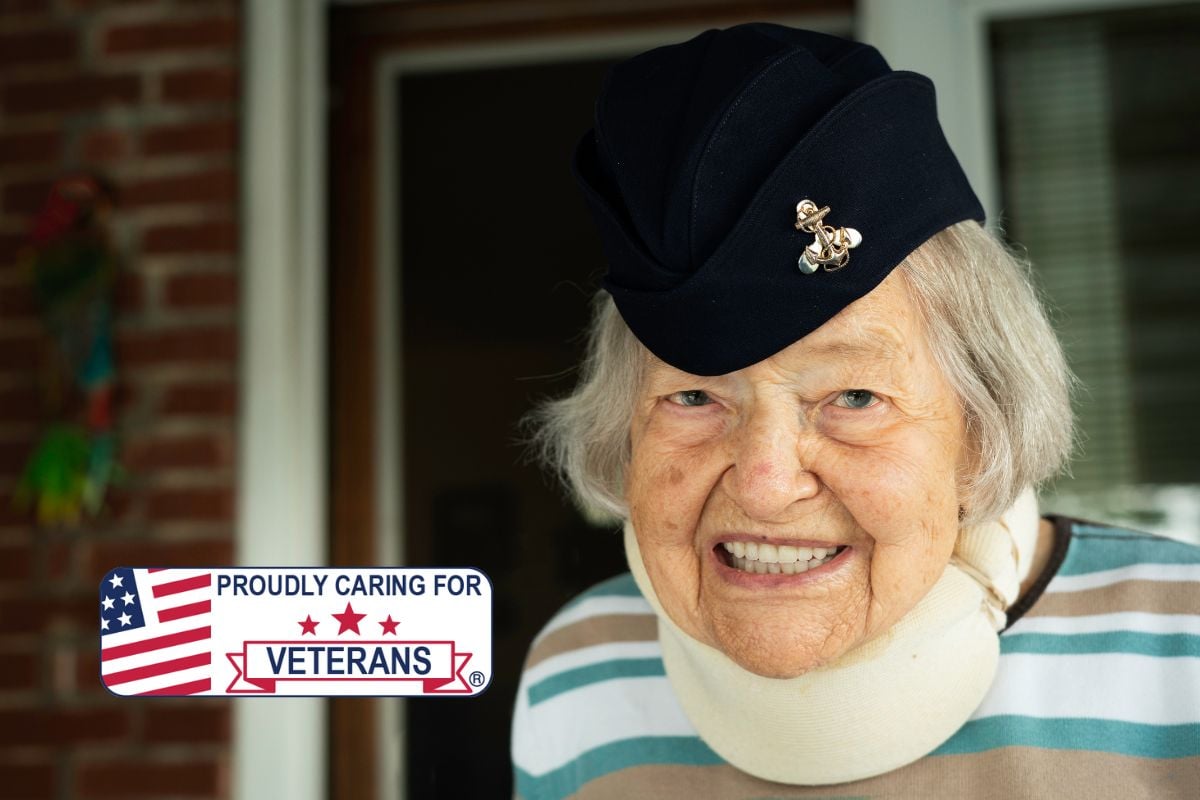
[327,4,854,797]
[397,56,630,797]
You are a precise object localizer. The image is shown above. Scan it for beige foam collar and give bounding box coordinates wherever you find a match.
[624,489,1040,785]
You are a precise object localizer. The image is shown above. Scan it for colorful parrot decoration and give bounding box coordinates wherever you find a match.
[13,174,122,526]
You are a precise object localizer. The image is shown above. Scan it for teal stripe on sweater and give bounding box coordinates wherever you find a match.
[516,736,722,800]
[527,657,665,707]
[1058,528,1200,576]
[934,715,1200,758]
[1001,631,1200,657]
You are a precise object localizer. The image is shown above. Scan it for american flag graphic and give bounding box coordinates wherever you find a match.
[99,567,214,696]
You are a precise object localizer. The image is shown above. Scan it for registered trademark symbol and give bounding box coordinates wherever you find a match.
[469,671,485,687]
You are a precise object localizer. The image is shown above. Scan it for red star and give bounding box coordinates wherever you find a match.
[379,615,400,635]
[331,602,367,635]
[298,615,319,635]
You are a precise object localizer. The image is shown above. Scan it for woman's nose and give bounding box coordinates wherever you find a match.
[723,408,820,521]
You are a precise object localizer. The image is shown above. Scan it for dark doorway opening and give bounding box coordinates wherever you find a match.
[398,56,630,797]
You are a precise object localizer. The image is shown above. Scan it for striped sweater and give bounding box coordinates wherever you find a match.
[512,517,1200,799]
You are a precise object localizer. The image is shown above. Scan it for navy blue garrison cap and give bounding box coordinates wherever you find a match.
[571,23,984,376]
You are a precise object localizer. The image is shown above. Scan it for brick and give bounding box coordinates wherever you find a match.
[0,435,36,477]
[0,759,54,799]
[0,0,52,17]
[142,220,236,255]
[161,66,237,103]
[80,129,131,164]
[66,0,158,7]
[161,380,235,417]
[0,282,37,318]
[97,487,135,524]
[0,501,37,528]
[143,119,236,156]
[0,594,96,634]
[0,30,77,68]
[77,759,221,798]
[116,325,236,366]
[0,384,40,422]
[103,17,237,55]
[114,269,144,313]
[89,536,232,574]
[111,377,136,412]
[146,486,233,523]
[0,232,32,267]
[46,538,73,579]
[123,169,235,208]
[0,708,131,747]
[2,178,52,216]
[0,333,44,373]
[75,649,101,695]
[0,648,37,690]
[164,269,236,308]
[0,543,32,580]
[2,74,141,116]
[123,432,230,470]
[0,130,62,168]
[144,705,230,742]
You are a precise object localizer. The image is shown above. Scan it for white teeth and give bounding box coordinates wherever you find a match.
[723,544,842,574]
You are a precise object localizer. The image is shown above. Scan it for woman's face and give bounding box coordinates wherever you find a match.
[626,270,967,678]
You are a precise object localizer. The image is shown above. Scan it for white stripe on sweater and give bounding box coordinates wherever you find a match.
[525,641,663,686]
[1010,611,1200,636]
[973,652,1200,724]
[1048,563,1200,593]
[513,674,697,776]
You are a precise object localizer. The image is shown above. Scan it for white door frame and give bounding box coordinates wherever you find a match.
[236,1,328,799]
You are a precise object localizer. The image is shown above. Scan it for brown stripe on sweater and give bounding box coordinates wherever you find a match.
[525,613,658,670]
[1025,580,1200,618]
[575,747,1200,799]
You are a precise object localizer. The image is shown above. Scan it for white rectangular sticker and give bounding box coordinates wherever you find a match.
[98,567,492,697]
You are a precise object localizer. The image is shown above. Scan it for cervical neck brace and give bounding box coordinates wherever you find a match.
[623,489,1041,785]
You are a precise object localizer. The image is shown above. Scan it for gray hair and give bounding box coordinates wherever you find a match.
[527,221,1074,527]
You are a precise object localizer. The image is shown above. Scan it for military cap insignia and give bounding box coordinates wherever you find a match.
[795,199,862,274]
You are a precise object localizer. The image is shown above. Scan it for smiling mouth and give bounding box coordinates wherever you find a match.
[716,542,847,575]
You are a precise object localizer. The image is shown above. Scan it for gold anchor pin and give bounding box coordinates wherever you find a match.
[794,199,862,274]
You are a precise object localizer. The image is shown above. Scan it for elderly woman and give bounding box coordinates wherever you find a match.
[511,23,1200,799]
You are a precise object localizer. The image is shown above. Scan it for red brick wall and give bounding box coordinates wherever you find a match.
[0,1,239,797]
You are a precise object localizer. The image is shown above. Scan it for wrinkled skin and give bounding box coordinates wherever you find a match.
[626,271,968,678]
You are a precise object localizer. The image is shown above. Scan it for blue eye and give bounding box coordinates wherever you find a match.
[670,390,713,407]
[837,389,877,409]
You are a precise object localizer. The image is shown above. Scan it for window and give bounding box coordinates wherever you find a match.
[991,4,1200,540]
